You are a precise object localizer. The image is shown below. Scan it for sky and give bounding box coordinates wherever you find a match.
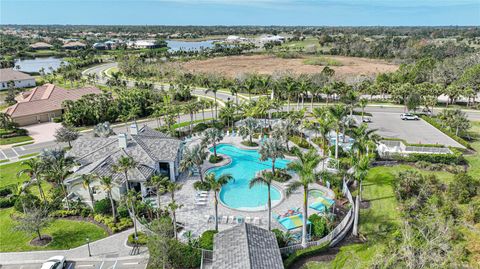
[1,0,479,26]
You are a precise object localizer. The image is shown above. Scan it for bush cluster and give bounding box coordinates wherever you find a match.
[93,214,133,233]
[199,230,217,250]
[414,161,464,174]
[209,155,223,164]
[283,243,329,269]
[167,240,202,268]
[289,135,312,149]
[193,181,211,191]
[308,214,330,238]
[448,173,479,204]
[128,232,148,245]
[94,198,112,215]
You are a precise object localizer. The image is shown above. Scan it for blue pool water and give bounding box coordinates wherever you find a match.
[208,144,290,211]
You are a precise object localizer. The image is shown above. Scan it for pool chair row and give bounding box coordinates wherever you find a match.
[195,191,209,206]
[205,215,262,225]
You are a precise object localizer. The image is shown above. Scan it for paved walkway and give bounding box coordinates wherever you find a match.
[0,228,148,265]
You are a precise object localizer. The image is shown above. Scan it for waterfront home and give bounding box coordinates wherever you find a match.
[0,68,36,90]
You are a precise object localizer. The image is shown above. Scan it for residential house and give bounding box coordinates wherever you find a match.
[0,68,36,90]
[63,41,86,50]
[65,124,184,204]
[4,83,101,126]
[29,42,53,50]
[203,223,284,269]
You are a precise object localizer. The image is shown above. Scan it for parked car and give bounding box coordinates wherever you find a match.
[41,256,66,269]
[400,113,419,120]
[362,117,372,123]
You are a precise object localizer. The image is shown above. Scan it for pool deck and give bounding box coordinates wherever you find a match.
[159,136,336,239]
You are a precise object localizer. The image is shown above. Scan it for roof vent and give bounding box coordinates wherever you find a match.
[118,133,127,149]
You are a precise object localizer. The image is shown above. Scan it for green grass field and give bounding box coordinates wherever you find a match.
[0,208,107,252]
[0,135,33,146]
[0,161,29,188]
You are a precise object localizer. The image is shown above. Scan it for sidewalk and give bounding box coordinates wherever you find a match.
[0,228,148,265]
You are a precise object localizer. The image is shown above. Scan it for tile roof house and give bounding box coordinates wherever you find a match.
[209,223,284,269]
[4,83,101,126]
[62,41,86,50]
[29,42,53,50]
[65,124,184,204]
[0,68,36,90]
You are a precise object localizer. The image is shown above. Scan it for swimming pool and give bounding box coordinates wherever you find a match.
[208,144,291,211]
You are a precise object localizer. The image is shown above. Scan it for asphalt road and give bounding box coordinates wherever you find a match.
[0,257,147,269]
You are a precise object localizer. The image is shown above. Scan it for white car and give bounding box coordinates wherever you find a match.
[41,256,66,269]
[400,113,419,120]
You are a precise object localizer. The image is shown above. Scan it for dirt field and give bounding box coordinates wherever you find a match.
[178,54,399,78]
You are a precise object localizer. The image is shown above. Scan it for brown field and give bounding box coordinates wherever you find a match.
[178,54,399,78]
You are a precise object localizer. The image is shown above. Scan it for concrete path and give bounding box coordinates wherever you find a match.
[0,228,148,265]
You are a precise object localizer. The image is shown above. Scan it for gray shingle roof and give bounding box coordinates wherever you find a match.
[67,126,181,183]
[213,223,284,269]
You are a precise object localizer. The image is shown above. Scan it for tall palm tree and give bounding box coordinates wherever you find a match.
[166,182,183,239]
[258,138,285,175]
[17,158,47,203]
[80,174,96,207]
[353,155,371,201]
[358,98,368,122]
[203,128,224,158]
[123,190,140,239]
[219,101,236,129]
[286,150,322,247]
[179,144,208,182]
[328,104,347,161]
[249,171,277,230]
[113,156,138,192]
[271,119,295,151]
[147,175,170,218]
[99,176,117,222]
[348,124,378,157]
[205,81,221,120]
[238,117,260,145]
[205,172,234,231]
[183,101,199,135]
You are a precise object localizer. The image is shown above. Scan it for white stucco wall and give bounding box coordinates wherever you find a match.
[0,78,36,90]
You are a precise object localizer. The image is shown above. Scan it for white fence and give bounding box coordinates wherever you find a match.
[279,179,355,255]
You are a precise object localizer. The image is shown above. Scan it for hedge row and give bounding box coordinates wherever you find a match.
[283,243,329,268]
[384,150,465,165]
[421,115,471,149]
[289,135,312,149]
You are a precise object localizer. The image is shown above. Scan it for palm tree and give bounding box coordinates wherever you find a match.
[80,174,96,207]
[328,104,347,161]
[147,175,170,218]
[18,158,47,203]
[113,156,138,192]
[166,182,183,239]
[99,176,117,222]
[258,138,285,175]
[123,190,140,239]
[353,155,371,201]
[348,124,378,157]
[205,81,221,120]
[238,117,260,146]
[183,101,199,135]
[205,172,233,231]
[179,144,208,182]
[285,150,322,247]
[219,101,236,129]
[271,119,295,151]
[203,128,224,158]
[358,98,368,122]
[249,171,277,230]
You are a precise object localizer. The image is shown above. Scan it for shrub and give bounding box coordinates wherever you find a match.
[0,185,14,197]
[448,173,479,204]
[94,214,133,233]
[117,205,129,218]
[272,229,287,248]
[49,209,80,218]
[241,140,258,147]
[14,193,40,212]
[283,243,329,268]
[289,135,312,149]
[94,198,112,215]
[192,123,209,132]
[0,196,16,208]
[209,155,223,164]
[273,169,292,182]
[128,232,148,245]
[199,230,217,250]
[52,117,63,123]
[405,152,464,165]
[308,214,329,238]
[193,181,211,191]
[167,239,202,268]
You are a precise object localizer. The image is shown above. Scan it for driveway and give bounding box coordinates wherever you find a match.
[361,112,465,148]
[23,122,63,144]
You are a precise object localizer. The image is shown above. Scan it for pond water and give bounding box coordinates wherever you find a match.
[14,57,66,74]
[166,40,217,52]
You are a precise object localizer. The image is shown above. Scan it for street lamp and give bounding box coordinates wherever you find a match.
[86,238,91,257]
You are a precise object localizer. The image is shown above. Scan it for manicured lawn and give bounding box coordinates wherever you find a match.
[0,208,108,252]
[0,161,29,188]
[0,135,33,145]
[306,165,457,268]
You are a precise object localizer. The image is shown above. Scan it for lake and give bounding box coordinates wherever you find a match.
[166,40,217,52]
[14,57,66,74]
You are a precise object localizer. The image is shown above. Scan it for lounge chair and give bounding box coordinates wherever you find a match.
[245,216,252,223]
[222,215,228,224]
[195,201,207,206]
[205,215,213,223]
[196,197,208,202]
[228,216,235,224]
[253,217,260,225]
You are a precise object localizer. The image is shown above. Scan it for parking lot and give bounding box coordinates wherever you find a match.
[360,112,465,148]
[0,257,147,269]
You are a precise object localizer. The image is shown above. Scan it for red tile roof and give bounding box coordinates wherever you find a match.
[5,84,102,118]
